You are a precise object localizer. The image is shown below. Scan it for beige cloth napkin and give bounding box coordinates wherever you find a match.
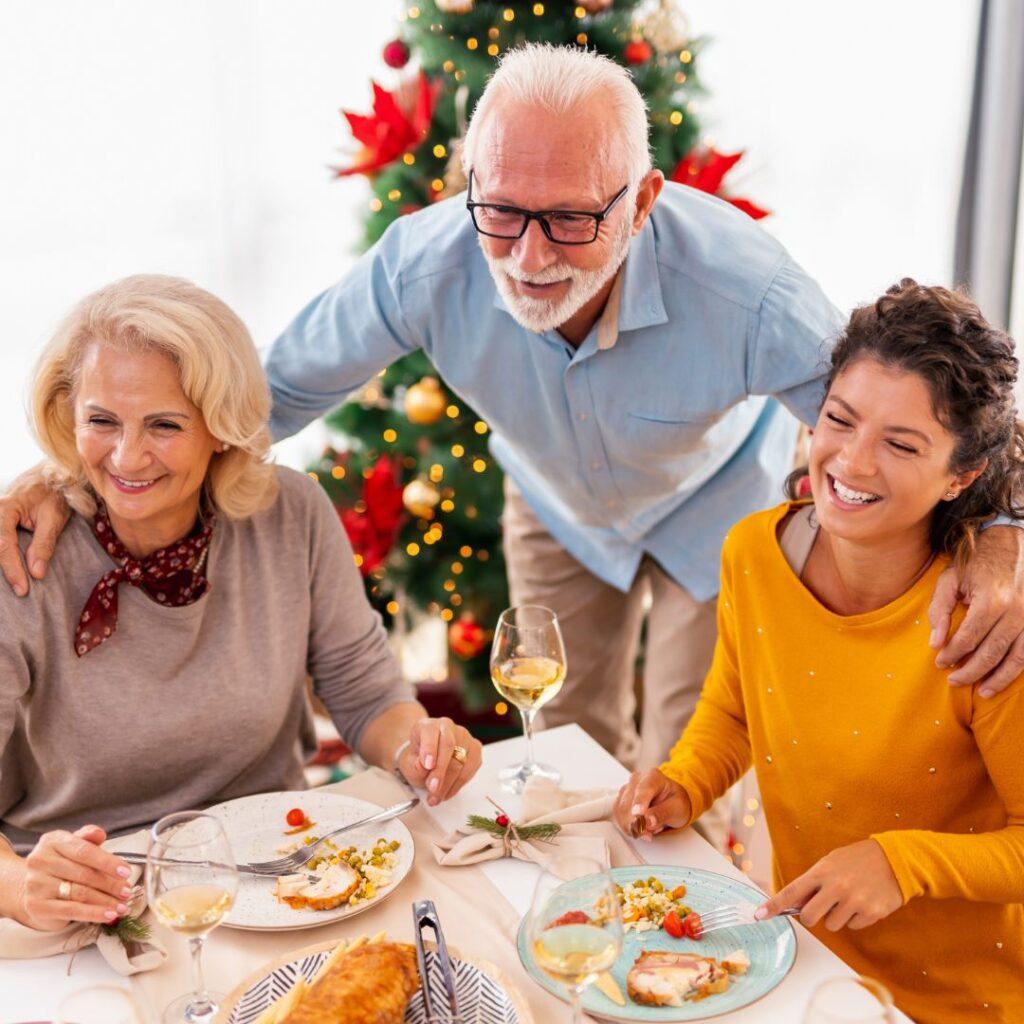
[0,832,167,974]
[432,777,626,877]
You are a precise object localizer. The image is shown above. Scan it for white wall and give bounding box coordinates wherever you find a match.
[0,1,981,485]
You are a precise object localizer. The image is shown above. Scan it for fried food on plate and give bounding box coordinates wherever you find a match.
[279,941,419,1024]
[627,949,735,1006]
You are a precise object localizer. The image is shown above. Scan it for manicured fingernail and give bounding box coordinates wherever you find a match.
[31,560,46,577]
[630,804,643,815]
[646,815,657,828]
[116,903,128,915]
[428,777,440,792]
[116,865,131,878]
[929,629,940,647]
[120,886,133,898]
[754,907,768,920]
[104,910,118,922]
[979,687,994,698]
[428,796,439,806]
[424,754,435,770]
[13,583,26,597]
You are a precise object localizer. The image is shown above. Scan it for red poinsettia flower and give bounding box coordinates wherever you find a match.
[338,455,405,575]
[670,147,769,220]
[334,71,437,177]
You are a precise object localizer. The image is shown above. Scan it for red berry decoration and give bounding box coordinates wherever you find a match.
[382,38,410,69]
[285,807,305,827]
[624,39,653,66]
[495,813,510,828]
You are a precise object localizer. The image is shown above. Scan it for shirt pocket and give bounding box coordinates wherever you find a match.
[624,409,725,458]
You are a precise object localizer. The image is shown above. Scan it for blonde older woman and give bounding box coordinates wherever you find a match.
[0,274,481,933]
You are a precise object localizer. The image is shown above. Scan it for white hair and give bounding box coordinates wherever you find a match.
[461,43,652,187]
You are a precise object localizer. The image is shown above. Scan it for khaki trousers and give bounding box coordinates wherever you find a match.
[502,479,731,847]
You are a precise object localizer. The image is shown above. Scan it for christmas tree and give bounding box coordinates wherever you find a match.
[311,0,766,708]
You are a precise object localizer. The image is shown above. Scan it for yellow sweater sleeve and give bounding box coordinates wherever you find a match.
[660,536,753,820]
[872,683,1024,903]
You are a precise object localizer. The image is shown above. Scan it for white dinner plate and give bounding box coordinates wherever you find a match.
[203,790,414,931]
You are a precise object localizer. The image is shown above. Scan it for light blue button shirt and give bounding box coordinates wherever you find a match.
[265,182,844,601]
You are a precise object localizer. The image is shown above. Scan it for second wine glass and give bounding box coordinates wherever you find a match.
[490,604,567,793]
[146,811,239,1024]
[528,855,624,1024]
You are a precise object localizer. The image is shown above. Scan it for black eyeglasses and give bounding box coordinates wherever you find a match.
[466,169,629,245]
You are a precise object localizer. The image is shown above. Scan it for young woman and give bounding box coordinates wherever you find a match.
[615,280,1024,1023]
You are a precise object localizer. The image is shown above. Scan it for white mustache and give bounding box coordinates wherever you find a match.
[490,258,571,287]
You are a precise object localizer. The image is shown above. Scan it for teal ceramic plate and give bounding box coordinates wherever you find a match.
[516,865,796,1021]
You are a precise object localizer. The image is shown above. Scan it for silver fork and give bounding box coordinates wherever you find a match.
[694,903,802,936]
[241,797,419,875]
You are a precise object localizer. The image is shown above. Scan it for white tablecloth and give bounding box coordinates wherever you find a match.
[0,723,911,1023]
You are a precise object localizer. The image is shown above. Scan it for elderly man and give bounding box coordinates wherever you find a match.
[4,45,1023,787]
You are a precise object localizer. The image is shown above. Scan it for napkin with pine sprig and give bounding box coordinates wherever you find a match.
[433,778,640,877]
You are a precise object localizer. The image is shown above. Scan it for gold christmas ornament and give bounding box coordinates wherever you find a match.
[403,477,442,518]
[404,376,447,424]
[436,0,475,12]
[578,0,614,11]
[640,0,690,54]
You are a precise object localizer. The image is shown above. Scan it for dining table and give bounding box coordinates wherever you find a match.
[0,722,912,1023]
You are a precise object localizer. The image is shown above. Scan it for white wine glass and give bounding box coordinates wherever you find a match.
[803,975,896,1023]
[57,985,145,1024]
[146,811,239,1024]
[490,604,567,793]
[528,855,623,1024]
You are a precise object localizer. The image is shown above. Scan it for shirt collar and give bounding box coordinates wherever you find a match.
[489,215,667,350]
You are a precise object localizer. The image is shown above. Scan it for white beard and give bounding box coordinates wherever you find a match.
[482,206,634,335]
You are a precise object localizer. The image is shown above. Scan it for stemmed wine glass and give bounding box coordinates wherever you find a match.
[490,604,567,793]
[146,811,239,1024]
[528,855,624,1024]
[803,976,897,1023]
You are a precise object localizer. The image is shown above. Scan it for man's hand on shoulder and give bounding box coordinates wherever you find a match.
[928,525,1024,697]
[0,464,70,596]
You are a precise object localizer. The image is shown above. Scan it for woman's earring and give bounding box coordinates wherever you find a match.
[221,443,231,452]
[944,490,958,500]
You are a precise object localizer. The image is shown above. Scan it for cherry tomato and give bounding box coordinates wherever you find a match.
[662,909,684,938]
[285,808,305,827]
[682,911,703,940]
[546,910,591,929]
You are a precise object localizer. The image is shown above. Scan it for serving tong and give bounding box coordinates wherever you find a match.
[413,899,463,1023]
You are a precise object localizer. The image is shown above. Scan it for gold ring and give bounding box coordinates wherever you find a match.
[452,745,468,765]
[58,880,73,901]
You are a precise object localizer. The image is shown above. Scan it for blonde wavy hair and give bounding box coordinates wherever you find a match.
[32,274,278,520]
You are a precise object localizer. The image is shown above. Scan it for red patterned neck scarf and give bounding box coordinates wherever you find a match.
[75,503,215,657]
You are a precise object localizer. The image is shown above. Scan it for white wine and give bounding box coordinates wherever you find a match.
[491,655,566,710]
[154,884,234,936]
[533,923,619,987]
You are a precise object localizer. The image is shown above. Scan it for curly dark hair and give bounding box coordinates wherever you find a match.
[787,278,1024,563]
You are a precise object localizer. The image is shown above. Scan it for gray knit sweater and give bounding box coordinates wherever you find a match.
[0,467,412,852]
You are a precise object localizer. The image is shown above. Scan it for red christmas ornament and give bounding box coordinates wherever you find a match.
[382,38,410,69]
[669,147,770,220]
[334,71,437,177]
[623,39,653,65]
[449,615,487,659]
[495,813,510,828]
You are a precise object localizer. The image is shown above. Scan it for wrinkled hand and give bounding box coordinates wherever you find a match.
[928,526,1024,696]
[756,839,903,932]
[20,825,133,931]
[399,717,482,806]
[613,768,692,841]
[0,464,70,596]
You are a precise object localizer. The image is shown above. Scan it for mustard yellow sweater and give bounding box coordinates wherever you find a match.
[662,503,1024,1024]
